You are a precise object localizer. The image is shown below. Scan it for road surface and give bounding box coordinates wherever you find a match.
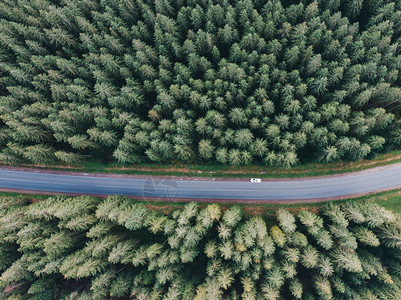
[1,164,401,202]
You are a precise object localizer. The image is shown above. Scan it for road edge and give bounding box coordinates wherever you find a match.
[1,162,401,182]
[2,183,401,204]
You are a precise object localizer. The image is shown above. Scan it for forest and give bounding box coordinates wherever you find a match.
[1,195,401,299]
[0,0,401,168]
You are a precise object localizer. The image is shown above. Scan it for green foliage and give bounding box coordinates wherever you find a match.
[1,196,401,298]
[0,0,400,167]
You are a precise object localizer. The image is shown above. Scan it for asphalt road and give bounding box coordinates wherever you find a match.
[1,164,401,202]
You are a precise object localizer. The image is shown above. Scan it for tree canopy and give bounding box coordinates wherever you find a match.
[1,196,401,299]
[0,0,401,167]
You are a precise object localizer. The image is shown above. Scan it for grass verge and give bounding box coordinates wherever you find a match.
[4,188,401,219]
[6,149,401,179]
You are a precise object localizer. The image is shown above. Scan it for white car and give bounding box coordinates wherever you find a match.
[250,178,262,183]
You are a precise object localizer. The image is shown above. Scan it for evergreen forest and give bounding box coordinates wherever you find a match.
[1,196,401,299]
[0,0,401,167]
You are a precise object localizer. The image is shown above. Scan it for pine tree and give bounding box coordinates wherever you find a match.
[198,139,214,160]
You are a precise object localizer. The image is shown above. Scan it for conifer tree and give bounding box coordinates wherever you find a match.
[0,0,400,168]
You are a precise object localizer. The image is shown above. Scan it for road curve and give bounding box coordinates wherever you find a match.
[1,164,401,203]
